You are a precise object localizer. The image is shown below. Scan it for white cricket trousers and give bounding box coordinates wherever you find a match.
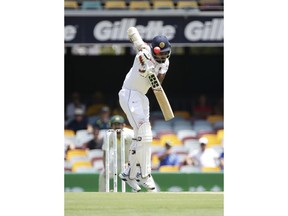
[118,88,150,131]
[118,88,152,178]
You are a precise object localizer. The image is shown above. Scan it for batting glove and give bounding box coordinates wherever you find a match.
[137,49,152,77]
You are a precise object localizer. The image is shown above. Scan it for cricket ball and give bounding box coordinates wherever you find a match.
[153,47,161,54]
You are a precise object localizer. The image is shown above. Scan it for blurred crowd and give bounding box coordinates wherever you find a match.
[64,90,224,174]
[65,90,223,127]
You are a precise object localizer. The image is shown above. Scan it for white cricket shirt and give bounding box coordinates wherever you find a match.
[122,44,169,95]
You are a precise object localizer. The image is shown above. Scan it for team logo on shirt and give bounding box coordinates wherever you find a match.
[159,42,165,48]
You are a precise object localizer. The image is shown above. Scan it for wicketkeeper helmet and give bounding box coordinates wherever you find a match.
[110,115,125,124]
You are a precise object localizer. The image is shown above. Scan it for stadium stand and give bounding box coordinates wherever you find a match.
[64,122,223,173]
[176,0,199,11]
[64,160,72,172]
[72,161,93,172]
[66,149,88,161]
[153,119,172,128]
[81,1,103,10]
[214,120,224,131]
[196,131,216,139]
[65,136,77,151]
[216,129,224,144]
[201,166,221,172]
[129,0,151,10]
[173,124,194,133]
[69,156,91,170]
[153,126,174,136]
[152,138,162,145]
[153,121,173,135]
[169,116,185,123]
[152,154,160,170]
[150,110,164,120]
[65,129,75,137]
[180,165,201,173]
[152,0,175,9]
[193,120,214,137]
[173,119,192,128]
[87,115,99,125]
[92,159,104,171]
[182,138,200,152]
[65,0,223,11]
[75,129,94,148]
[199,134,220,147]
[104,0,127,10]
[172,145,189,165]
[159,134,182,145]
[159,165,180,172]
[87,149,103,161]
[194,127,215,138]
[151,145,165,154]
[74,166,98,173]
[65,0,79,9]
[206,114,224,124]
[211,145,223,155]
[177,129,197,141]
[193,119,212,127]
[198,0,223,11]
[172,145,189,154]
[173,110,191,119]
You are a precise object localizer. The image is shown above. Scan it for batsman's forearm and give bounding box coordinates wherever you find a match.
[157,73,166,84]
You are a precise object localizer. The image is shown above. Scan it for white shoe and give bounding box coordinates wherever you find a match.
[119,173,141,192]
[138,174,156,191]
[131,188,141,193]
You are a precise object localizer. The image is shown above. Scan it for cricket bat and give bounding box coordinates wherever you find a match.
[127,27,174,121]
[147,71,174,121]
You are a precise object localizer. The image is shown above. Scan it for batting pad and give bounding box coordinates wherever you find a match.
[137,122,152,142]
[128,140,138,179]
[136,142,152,178]
[135,122,152,178]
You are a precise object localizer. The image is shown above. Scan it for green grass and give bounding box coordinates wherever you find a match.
[65,192,223,216]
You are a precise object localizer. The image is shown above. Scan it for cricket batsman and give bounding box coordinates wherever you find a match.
[118,27,171,192]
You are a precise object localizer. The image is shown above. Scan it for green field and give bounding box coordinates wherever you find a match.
[65,192,223,216]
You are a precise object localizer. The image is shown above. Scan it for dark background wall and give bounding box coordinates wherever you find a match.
[65,49,223,112]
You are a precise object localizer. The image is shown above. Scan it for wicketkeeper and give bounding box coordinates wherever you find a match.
[118,27,172,192]
[98,115,132,192]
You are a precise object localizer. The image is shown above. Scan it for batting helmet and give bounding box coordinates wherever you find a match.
[150,35,171,63]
